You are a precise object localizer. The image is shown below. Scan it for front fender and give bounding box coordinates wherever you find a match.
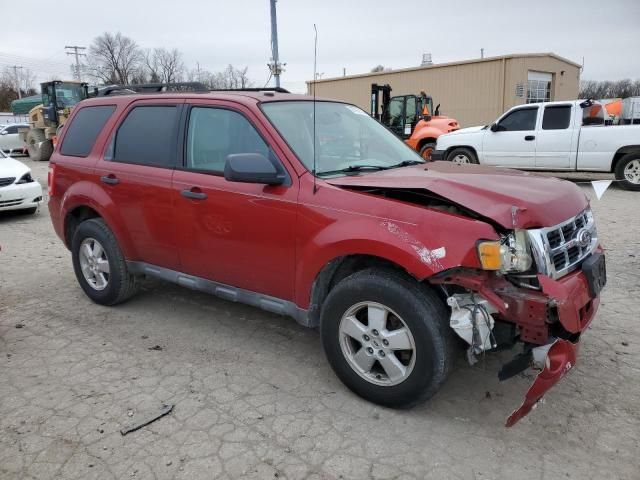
[294,203,499,309]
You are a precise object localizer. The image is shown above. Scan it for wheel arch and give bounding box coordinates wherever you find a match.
[445,145,479,162]
[307,254,426,327]
[611,145,640,172]
[61,187,138,259]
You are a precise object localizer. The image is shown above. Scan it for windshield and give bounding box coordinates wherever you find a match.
[261,101,424,177]
[55,83,86,108]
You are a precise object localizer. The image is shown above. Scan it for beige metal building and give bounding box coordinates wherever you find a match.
[307,53,581,127]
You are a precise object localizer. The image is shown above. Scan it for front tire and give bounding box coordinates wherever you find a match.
[320,268,455,408]
[614,153,640,191]
[446,147,478,165]
[26,129,53,162]
[71,218,139,305]
[419,142,437,161]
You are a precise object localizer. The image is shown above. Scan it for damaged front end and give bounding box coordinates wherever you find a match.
[431,209,606,427]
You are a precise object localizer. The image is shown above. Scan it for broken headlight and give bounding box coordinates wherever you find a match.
[478,230,532,273]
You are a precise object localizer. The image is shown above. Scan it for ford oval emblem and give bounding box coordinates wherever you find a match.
[576,228,592,248]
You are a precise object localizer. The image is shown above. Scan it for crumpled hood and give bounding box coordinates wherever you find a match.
[326,161,589,229]
[0,156,30,179]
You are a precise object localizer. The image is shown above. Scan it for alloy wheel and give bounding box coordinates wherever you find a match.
[78,237,110,291]
[452,154,470,164]
[339,301,416,386]
[623,159,640,184]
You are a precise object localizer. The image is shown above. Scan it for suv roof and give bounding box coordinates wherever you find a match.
[76,89,325,109]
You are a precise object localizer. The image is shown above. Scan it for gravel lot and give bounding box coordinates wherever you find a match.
[1,161,638,480]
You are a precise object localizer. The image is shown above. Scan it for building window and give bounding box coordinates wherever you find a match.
[527,71,552,104]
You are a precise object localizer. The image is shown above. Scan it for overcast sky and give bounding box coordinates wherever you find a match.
[1,0,638,93]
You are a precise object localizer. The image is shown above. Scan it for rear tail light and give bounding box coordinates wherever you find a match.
[48,163,56,197]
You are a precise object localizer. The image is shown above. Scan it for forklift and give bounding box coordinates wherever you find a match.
[370,83,459,159]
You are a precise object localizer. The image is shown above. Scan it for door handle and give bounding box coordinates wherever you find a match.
[524,135,535,141]
[181,188,208,200]
[100,174,119,185]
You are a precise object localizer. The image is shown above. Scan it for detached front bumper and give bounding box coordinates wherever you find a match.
[433,254,604,426]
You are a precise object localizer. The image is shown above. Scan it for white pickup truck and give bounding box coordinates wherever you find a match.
[432,100,640,190]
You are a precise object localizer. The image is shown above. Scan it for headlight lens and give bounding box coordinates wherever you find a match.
[16,172,34,184]
[478,230,532,273]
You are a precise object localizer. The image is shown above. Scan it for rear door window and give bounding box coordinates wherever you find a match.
[112,105,179,167]
[60,105,116,157]
[542,105,572,130]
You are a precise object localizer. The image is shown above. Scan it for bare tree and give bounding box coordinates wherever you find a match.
[87,32,141,84]
[580,78,640,99]
[156,48,184,83]
[0,67,37,110]
[190,65,253,89]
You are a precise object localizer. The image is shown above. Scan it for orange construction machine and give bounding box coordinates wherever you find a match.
[371,83,460,159]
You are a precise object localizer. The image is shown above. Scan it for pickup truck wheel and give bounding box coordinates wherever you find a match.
[320,268,455,408]
[71,218,139,305]
[446,147,478,165]
[615,154,640,191]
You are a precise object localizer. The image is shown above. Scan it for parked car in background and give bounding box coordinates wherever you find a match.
[433,99,640,190]
[0,150,43,214]
[0,123,29,155]
[48,90,605,426]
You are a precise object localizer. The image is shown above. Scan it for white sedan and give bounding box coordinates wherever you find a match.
[0,123,29,155]
[0,150,43,214]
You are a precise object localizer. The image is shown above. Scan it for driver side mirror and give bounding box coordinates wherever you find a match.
[224,153,287,186]
[490,123,501,132]
[0,131,7,136]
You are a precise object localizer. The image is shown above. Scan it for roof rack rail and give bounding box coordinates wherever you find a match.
[95,82,209,96]
[208,87,291,93]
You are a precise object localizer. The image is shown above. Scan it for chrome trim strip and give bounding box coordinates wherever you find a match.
[126,261,314,327]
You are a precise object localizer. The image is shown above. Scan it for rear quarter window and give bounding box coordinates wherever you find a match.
[60,105,116,157]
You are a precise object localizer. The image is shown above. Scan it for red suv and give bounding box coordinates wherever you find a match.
[48,88,606,426]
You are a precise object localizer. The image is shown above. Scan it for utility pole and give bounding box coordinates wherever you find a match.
[268,0,285,88]
[481,48,485,59]
[11,65,23,98]
[65,45,87,81]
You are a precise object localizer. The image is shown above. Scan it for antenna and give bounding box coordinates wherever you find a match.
[312,23,318,194]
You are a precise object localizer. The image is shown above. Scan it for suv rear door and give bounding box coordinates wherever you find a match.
[171,100,298,301]
[93,99,183,270]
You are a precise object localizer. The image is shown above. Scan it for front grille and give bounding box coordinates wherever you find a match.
[0,198,24,207]
[0,177,16,187]
[528,209,597,279]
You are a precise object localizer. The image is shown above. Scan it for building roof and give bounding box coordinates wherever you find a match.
[308,53,582,85]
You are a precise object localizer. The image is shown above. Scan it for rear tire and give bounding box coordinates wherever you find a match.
[71,218,139,305]
[320,268,455,408]
[446,147,478,165]
[614,153,640,191]
[26,129,53,162]
[419,142,437,161]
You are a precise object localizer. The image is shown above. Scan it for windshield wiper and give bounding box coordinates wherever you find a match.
[317,165,390,176]
[387,159,424,169]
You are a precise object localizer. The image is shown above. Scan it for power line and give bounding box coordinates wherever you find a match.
[65,45,87,81]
